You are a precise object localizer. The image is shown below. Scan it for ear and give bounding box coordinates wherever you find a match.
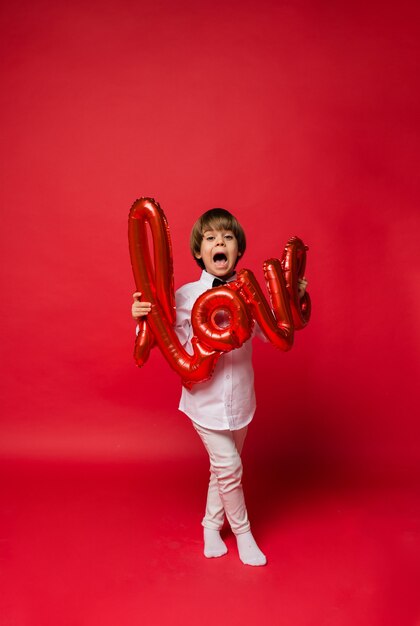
[194,252,202,259]
[237,251,242,256]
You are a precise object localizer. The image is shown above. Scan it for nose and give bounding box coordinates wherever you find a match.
[215,234,225,246]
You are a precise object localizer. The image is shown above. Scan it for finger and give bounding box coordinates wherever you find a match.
[133,307,150,314]
[133,291,142,301]
[135,307,152,314]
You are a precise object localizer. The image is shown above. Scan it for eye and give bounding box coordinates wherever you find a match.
[224,234,234,240]
[205,235,215,241]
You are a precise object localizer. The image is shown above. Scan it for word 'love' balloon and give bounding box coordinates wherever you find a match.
[128,197,311,389]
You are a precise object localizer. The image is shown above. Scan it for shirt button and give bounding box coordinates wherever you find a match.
[226,375,230,380]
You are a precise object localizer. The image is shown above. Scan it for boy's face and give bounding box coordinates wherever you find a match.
[195,229,241,278]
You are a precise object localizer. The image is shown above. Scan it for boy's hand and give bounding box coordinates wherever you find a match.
[132,292,152,319]
[298,277,308,299]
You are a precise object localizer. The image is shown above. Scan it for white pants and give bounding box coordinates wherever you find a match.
[192,421,251,535]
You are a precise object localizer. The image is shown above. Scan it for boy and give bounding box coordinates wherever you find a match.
[132,208,307,566]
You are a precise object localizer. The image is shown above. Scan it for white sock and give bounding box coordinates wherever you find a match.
[236,531,267,566]
[203,528,228,558]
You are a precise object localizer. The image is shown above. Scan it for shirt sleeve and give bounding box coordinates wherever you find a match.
[175,288,193,349]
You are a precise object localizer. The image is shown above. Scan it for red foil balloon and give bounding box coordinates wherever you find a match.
[192,285,254,351]
[128,197,311,388]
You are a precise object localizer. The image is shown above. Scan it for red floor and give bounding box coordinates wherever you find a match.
[1,458,419,626]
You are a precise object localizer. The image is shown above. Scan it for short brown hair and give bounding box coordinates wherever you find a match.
[190,208,246,269]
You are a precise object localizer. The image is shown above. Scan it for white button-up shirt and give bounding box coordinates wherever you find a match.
[175,270,263,431]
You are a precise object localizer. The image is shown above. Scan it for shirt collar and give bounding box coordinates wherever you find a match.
[200,270,237,288]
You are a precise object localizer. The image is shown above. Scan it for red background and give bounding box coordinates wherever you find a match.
[1,1,419,624]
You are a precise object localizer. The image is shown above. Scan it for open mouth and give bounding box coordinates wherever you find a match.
[213,252,228,268]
